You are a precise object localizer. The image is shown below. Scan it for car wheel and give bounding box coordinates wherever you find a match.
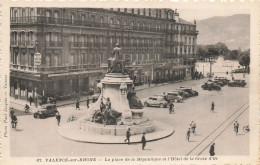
[159,104,164,108]
[40,114,45,119]
[144,102,149,107]
[33,114,38,118]
[174,99,178,103]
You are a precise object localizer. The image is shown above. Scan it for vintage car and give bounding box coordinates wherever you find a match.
[179,87,199,97]
[232,68,246,73]
[144,97,168,108]
[165,92,183,103]
[208,79,225,87]
[153,94,169,102]
[201,82,221,91]
[215,77,230,85]
[172,89,189,99]
[228,79,247,87]
[34,104,58,119]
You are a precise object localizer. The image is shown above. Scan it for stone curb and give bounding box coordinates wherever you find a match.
[57,121,175,144]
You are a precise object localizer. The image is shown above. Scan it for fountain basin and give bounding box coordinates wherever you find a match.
[80,120,155,136]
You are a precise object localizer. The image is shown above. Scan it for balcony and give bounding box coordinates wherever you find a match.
[177,54,196,59]
[10,63,101,74]
[11,16,167,33]
[46,41,62,47]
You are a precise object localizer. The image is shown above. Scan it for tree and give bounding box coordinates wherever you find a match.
[197,45,207,61]
[239,50,250,73]
[214,42,229,56]
[206,45,219,60]
[230,50,239,60]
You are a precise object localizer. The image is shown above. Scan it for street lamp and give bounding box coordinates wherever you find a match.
[203,65,204,76]
[209,56,212,78]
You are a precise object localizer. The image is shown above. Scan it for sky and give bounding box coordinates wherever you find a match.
[177,8,250,22]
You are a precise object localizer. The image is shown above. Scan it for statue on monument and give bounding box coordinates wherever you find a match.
[108,43,126,74]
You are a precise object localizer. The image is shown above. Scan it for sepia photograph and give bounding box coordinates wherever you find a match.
[1,2,259,164]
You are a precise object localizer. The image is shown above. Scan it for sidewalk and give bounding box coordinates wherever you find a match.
[10,78,194,113]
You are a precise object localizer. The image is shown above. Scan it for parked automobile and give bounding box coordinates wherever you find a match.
[215,77,230,85]
[201,82,221,91]
[144,97,168,108]
[232,68,246,73]
[153,94,169,102]
[172,89,189,99]
[228,79,247,87]
[165,92,183,103]
[208,79,225,87]
[34,104,58,119]
[179,87,199,96]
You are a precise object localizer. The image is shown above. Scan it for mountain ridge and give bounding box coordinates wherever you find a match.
[196,14,250,50]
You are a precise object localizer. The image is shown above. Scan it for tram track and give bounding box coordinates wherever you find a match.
[186,102,249,156]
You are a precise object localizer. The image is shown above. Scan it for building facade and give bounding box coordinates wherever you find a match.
[10,8,198,100]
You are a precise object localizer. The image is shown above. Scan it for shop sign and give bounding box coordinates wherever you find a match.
[34,52,41,66]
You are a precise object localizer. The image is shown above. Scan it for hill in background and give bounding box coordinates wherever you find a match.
[196,14,250,50]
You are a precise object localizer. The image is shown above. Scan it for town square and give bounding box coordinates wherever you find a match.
[7,7,253,161]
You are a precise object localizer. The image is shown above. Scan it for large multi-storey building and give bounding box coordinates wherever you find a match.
[10,8,198,100]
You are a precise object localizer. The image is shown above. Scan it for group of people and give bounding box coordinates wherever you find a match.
[192,71,203,80]
[186,121,197,141]
[124,128,147,150]
[76,96,100,110]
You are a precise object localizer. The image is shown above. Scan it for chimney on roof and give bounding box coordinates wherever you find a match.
[174,9,179,22]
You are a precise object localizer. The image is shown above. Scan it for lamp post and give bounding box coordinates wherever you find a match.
[209,56,212,78]
[203,65,204,76]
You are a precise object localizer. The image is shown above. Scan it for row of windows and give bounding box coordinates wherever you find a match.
[11,31,35,45]
[11,8,194,32]
[111,8,175,19]
[11,51,162,67]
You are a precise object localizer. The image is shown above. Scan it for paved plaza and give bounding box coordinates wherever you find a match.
[10,73,249,157]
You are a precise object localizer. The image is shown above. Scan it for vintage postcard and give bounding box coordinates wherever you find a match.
[0,0,259,165]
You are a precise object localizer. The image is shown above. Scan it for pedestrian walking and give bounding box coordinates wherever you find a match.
[148,79,151,87]
[169,101,174,114]
[29,96,33,106]
[211,101,215,112]
[86,97,89,109]
[124,128,131,144]
[234,121,239,135]
[190,121,196,135]
[186,128,191,141]
[76,100,80,110]
[209,143,215,156]
[11,114,18,129]
[56,112,61,126]
[141,133,146,150]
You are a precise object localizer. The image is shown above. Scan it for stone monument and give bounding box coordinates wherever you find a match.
[79,44,155,136]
